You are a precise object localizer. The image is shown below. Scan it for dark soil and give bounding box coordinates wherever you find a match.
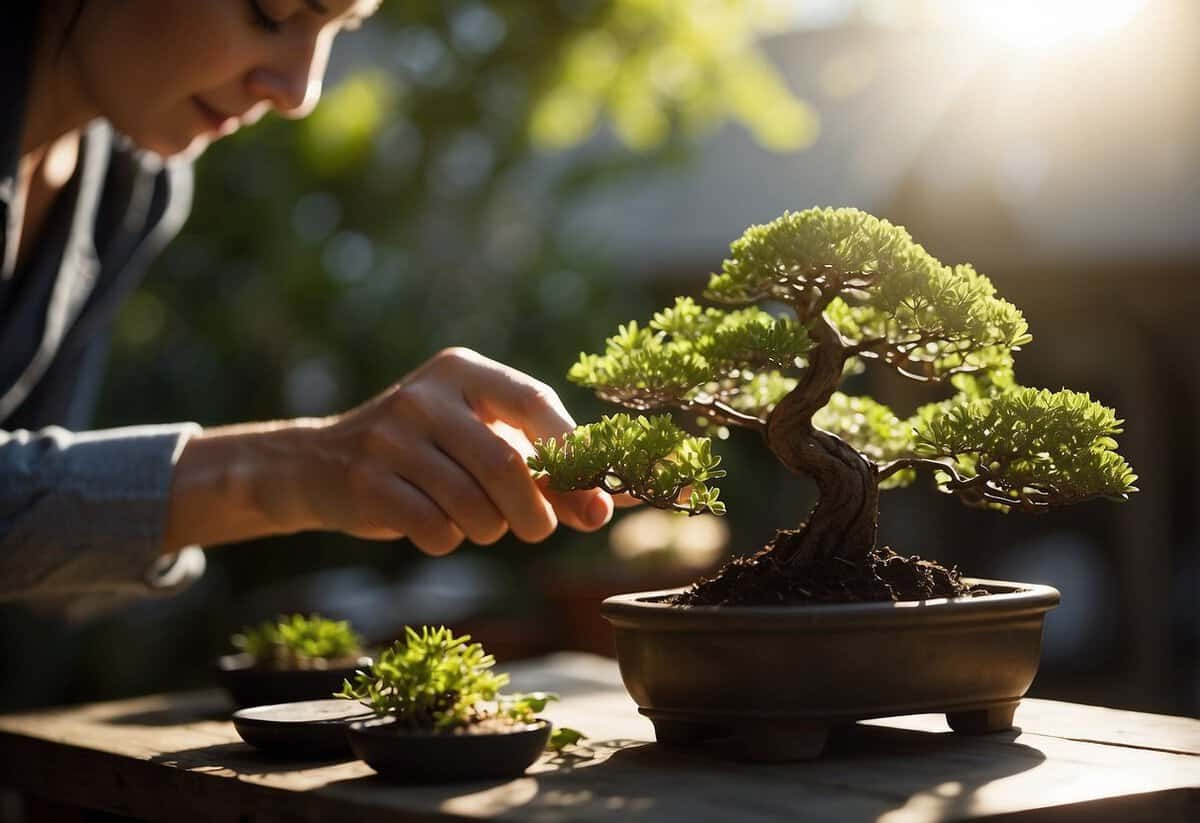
[671,528,986,606]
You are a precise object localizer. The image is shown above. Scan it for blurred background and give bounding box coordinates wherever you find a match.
[0,0,1196,718]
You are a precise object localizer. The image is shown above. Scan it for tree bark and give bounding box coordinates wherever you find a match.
[765,317,880,564]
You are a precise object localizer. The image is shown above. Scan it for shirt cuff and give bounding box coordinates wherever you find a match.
[0,422,207,599]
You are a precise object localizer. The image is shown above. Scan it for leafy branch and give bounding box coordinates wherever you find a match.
[528,413,727,515]
[892,387,1139,511]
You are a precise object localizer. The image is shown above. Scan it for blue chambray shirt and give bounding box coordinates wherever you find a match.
[1,5,205,599]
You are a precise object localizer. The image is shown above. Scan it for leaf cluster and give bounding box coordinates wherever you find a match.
[336,626,557,731]
[233,614,363,669]
[912,387,1139,511]
[528,413,726,515]
[708,207,1030,382]
[568,297,810,411]
[706,207,915,309]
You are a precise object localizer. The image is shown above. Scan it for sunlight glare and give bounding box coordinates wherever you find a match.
[943,0,1147,50]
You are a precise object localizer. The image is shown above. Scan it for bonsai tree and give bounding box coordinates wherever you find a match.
[530,207,1138,604]
[233,613,364,670]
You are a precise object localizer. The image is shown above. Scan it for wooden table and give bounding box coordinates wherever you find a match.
[1,653,1197,822]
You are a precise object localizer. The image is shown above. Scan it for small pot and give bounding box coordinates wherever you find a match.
[601,578,1059,760]
[346,717,553,783]
[216,653,372,708]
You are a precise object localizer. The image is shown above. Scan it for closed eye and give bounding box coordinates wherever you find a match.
[249,0,283,33]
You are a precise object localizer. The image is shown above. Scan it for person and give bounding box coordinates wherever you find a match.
[0,1,618,600]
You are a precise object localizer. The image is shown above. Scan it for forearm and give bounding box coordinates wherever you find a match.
[162,418,327,553]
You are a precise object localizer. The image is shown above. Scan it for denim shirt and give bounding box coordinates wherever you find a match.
[0,5,205,599]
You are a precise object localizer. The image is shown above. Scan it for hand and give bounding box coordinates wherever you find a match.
[291,347,615,555]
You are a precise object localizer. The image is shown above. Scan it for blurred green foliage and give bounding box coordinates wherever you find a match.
[97,0,813,587]
[233,613,364,669]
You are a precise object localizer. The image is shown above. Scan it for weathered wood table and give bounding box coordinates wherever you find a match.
[1,652,1196,822]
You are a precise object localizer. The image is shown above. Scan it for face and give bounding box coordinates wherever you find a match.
[63,0,379,159]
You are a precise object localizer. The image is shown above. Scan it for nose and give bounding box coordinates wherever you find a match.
[246,29,334,119]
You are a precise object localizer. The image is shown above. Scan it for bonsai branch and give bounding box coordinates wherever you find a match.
[850,332,992,383]
[681,398,766,432]
[876,457,972,484]
[600,475,713,516]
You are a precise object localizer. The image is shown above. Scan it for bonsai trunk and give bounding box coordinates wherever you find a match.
[765,317,879,565]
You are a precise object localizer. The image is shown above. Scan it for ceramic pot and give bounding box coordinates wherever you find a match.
[346,717,553,783]
[216,653,371,708]
[601,578,1059,760]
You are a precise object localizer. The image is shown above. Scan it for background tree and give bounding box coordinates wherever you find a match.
[532,207,1138,603]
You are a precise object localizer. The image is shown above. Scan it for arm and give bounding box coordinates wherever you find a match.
[2,349,616,601]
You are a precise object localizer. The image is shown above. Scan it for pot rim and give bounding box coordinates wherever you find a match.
[216,652,373,673]
[601,577,1060,630]
[347,717,551,739]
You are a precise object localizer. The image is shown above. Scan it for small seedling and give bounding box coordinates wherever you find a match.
[337,626,581,747]
[233,613,364,670]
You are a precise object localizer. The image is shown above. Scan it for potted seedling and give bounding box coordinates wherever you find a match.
[337,626,569,782]
[218,613,371,708]
[529,207,1138,759]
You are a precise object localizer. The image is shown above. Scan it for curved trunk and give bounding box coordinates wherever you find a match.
[766,317,880,564]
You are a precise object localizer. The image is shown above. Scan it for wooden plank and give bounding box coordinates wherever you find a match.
[864,698,1200,756]
[0,654,1197,823]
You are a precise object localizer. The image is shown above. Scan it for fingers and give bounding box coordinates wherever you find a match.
[431,405,560,543]
[449,349,578,447]
[349,464,464,556]
[539,481,614,532]
[387,437,510,546]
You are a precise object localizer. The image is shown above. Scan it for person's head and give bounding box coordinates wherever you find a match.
[44,0,380,159]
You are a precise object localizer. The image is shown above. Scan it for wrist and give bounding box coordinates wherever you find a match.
[163,418,328,551]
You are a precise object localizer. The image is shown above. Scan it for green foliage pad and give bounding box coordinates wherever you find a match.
[528,413,726,515]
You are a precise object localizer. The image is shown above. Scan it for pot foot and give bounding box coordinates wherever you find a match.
[735,721,830,761]
[649,717,722,746]
[946,702,1019,735]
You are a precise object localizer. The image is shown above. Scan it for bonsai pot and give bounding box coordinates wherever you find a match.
[601,578,1059,760]
[346,717,553,783]
[216,653,372,708]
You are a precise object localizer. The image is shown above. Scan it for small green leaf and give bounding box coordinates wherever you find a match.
[548,727,587,752]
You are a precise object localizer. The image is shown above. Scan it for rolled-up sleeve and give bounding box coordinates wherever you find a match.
[0,423,205,600]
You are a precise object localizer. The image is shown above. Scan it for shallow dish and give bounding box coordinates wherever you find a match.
[232,698,374,758]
